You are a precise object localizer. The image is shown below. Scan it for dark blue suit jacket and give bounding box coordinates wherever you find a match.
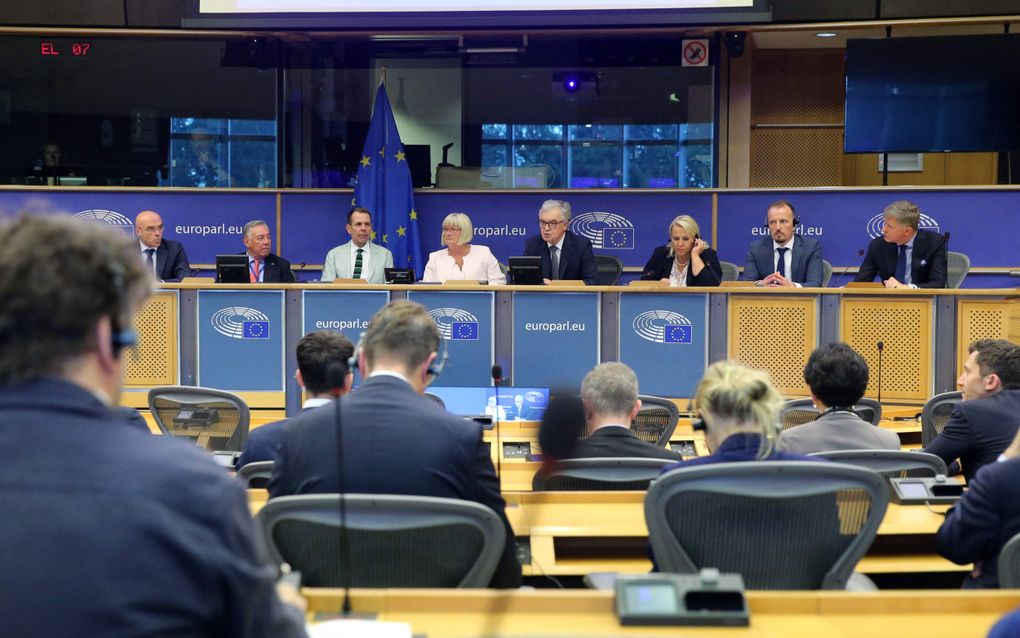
[260,252,296,283]
[269,375,522,588]
[523,231,599,285]
[569,426,680,461]
[937,457,1020,588]
[924,389,1020,483]
[0,378,303,637]
[640,245,722,286]
[155,238,192,282]
[237,405,321,468]
[739,234,823,287]
[854,228,948,288]
[661,432,817,473]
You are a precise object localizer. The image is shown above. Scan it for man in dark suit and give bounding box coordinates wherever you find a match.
[0,215,305,636]
[739,200,824,287]
[937,441,1020,588]
[568,362,679,461]
[237,330,354,468]
[135,210,191,282]
[523,199,599,285]
[269,300,521,588]
[924,339,1020,482]
[854,200,947,288]
[243,219,296,283]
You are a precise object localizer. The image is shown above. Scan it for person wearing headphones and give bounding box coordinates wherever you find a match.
[268,300,521,589]
[639,215,722,286]
[739,200,824,287]
[661,360,815,472]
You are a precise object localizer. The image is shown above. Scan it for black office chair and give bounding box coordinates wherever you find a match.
[947,251,971,289]
[424,392,446,409]
[256,494,506,587]
[148,386,250,452]
[645,461,888,589]
[594,255,623,286]
[779,398,882,431]
[810,449,948,478]
[821,259,833,287]
[237,460,275,489]
[998,531,1020,588]
[921,391,962,447]
[632,395,681,447]
[719,261,739,282]
[532,457,673,491]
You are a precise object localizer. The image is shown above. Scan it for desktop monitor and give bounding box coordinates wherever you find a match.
[508,256,543,285]
[216,254,249,283]
[384,267,415,284]
[427,386,550,420]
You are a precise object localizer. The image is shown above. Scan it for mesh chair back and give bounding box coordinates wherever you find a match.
[424,392,446,409]
[921,391,962,447]
[237,460,275,488]
[632,395,680,447]
[148,386,250,451]
[594,255,623,286]
[779,398,819,431]
[947,251,971,289]
[810,449,948,478]
[719,261,739,282]
[532,458,673,491]
[851,398,883,426]
[646,461,888,589]
[256,494,505,588]
[998,532,1020,588]
[821,259,833,287]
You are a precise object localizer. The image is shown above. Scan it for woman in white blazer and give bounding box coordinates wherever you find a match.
[422,212,506,285]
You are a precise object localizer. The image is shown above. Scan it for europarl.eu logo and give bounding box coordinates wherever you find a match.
[633,310,693,344]
[428,307,479,341]
[866,212,940,239]
[211,306,271,340]
[570,211,635,250]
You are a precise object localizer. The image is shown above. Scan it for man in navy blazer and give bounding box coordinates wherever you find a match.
[567,363,680,462]
[243,219,296,283]
[924,339,1020,482]
[739,200,823,287]
[269,300,522,588]
[855,200,947,288]
[237,330,354,468]
[135,210,191,282]
[523,199,599,285]
[0,215,305,636]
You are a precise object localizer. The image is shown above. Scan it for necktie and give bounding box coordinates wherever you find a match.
[776,247,788,277]
[549,245,560,280]
[353,248,364,279]
[250,258,262,283]
[144,248,155,275]
[894,245,908,282]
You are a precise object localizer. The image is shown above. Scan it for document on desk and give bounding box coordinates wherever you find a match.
[308,619,412,638]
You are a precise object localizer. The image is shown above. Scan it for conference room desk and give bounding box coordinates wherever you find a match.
[247,490,965,578]
[303,588,1020,637]
[124,284,1019,414]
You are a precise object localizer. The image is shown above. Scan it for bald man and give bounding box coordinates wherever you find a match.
[135,210,191,282]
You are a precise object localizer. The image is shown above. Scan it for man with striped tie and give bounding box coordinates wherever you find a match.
[321,207,394,283]
[242,219,295,283]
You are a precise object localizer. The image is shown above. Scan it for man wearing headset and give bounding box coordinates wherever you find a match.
[0,215,305,636]
[739,200,824,288]
[268,300,521,589]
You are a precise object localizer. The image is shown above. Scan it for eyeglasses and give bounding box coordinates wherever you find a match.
[539,220,565,230]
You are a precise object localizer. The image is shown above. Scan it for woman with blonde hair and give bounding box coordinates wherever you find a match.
[661,360,814,472]
[639,215,721,286]
[422,212,506,284]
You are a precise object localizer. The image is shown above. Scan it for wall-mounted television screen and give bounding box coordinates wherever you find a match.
[844,34,1020,154]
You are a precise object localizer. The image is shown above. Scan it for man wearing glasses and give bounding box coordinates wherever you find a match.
[523,199,599,285]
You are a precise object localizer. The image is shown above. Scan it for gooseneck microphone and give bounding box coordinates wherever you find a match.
[876,341,884,405]
[327,363,353,616]
[836,249,866,287]
[491,365,504,492]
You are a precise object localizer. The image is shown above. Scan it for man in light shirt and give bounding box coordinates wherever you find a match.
[321,207,394,283]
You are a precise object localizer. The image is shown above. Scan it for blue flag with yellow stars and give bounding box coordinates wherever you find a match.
[353,83,423,277]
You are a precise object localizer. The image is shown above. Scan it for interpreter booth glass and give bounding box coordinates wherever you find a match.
[0,35,278,188]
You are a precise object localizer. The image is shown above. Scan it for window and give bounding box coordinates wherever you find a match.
[167,118,276,188]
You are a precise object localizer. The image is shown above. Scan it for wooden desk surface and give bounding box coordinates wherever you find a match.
[248,489,964,577]
[303,589,1020,638]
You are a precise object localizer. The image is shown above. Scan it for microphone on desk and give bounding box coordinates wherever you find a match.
[327,362,353,616]
[491,365,504,492]
[836,249,866,287]
[876,341,884,406]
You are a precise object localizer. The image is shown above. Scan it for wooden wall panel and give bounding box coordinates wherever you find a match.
[124,291,177,387]
[728,295,817,397]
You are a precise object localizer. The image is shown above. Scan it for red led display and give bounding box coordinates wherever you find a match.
[40,41,92,56]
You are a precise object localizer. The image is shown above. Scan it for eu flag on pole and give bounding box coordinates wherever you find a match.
[353,83,424,276]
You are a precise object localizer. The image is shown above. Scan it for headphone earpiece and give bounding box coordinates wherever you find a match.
[111,327,138,356]
[425,337,450,386]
